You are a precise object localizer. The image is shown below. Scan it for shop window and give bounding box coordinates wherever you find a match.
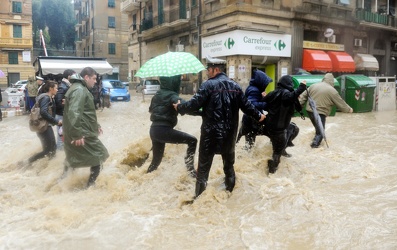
[13,25,22,38]
[9,52,18,64]
[108,43,116,55]
[108,16,115,28]
[12,1,22,13]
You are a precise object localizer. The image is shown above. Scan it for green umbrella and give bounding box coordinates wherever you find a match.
[135,51,206,78]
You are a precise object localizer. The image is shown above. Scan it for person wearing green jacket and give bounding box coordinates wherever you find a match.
[62,67,109,187]
[147,75,198,177]
[299,73,353,148]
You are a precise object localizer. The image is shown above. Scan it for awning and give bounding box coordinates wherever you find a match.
[36,57,113,75]
[354,54,379,71]
[327,51,356,72]
[302,49,333,72]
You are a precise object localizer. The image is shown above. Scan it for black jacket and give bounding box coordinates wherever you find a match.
[263,75,306,132]
[177,72,262,154]
[37,93,59,126]
[54,80,70,116]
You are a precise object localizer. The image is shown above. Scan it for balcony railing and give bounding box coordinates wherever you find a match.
[0,38,32,48]
[355,9,394,26]
[141,8,189,32]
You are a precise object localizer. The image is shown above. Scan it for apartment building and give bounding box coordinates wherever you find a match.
[121,0,397,91]
[0,0,35,87]
[74,0,129,81]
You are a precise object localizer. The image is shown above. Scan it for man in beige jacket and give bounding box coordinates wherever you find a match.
[299,73,353,148]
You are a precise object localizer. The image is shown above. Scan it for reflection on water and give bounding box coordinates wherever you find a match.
[1,94,397,249]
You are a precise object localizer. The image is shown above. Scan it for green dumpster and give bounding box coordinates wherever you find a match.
[336,75,376,113]
[291,75,339,117]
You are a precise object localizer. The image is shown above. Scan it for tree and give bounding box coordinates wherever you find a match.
[32,0,75,54]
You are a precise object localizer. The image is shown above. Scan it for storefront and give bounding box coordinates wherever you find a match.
[301,41,356,74]
[201,30,292,89]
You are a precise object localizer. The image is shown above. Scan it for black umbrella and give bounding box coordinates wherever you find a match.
[306,90,329,148]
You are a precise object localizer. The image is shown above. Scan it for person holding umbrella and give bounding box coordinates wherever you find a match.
[147,75,198,177]
[299,73,353,148]
[173,56,265,198]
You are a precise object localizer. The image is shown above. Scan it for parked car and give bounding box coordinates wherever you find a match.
[121,81,129,87]
[136,79,160,95]
[4,80,28,107]
[102,79,131,102]
[5,80,28,94]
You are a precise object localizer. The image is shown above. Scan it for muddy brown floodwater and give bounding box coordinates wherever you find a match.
[1,92,396,249]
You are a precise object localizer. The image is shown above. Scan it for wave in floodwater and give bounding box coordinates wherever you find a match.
[1,95,397,249]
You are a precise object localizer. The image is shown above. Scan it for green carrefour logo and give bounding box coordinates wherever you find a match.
[224,38,235,49]
[274,40,286,51]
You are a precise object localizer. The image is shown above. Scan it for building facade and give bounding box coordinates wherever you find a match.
[0,0,35,87]
[74,0,129,81]
[121,0,397,91]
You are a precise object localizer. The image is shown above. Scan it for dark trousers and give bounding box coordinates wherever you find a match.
[149,125,197,171]
[196,144,236,185]
[29,126,56,163]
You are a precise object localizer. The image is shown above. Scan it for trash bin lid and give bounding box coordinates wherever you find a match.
[336,74,376,88]
[291,75,339,88]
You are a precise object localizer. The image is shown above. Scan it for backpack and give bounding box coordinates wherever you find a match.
[29,94,49,133]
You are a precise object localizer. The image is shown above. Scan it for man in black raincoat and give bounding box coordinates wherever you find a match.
[174,56,265,198]
[262,75,306,174]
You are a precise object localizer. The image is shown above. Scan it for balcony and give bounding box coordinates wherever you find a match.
[355,9,397,29]
[140,8,190,36]
[295,0,354,23]
[0,38,32,49]
[121,0,140,13]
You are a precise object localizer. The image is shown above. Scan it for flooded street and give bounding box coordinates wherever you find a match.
[1,92,397,249]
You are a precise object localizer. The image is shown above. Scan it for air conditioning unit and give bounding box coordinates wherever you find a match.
[327,35,336,43]
[175,44,184,52]
[354,38,362,47]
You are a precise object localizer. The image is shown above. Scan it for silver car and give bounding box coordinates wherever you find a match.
[136,79,160,95]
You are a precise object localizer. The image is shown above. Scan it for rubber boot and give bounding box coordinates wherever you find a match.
[185,154,197,178]
[87,165,100,187]
[225,175,235,192]
[281,149,292,158]
[268,154,281,174]
[310,135,322,148]
[147,164,158,173]
[195,181,207,198]
[286,122,299,147]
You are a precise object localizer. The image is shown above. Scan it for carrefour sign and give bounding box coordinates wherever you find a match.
[202,30,291,58]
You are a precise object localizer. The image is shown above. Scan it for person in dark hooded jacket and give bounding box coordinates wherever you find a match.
[147,75,198,177]
[262,75,306,174]
[237,69,272,149]
[174,56,265,198]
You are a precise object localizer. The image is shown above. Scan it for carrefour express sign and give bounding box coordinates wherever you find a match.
[201,30,291,58]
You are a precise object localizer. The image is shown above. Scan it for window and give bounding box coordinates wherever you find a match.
[108,0,115,8]
[192,0,196,6]
[13,25,22,38]
[108,16,115,28]
[9,52,18,64]
[12,1,22,13]
[108,43,116,54]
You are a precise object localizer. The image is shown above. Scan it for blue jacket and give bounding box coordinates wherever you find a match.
[244,70,273,111]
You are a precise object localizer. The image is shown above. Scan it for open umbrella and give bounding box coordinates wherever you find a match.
[306,90,329,148]
[135,51,205,78]
[0,69,5,78]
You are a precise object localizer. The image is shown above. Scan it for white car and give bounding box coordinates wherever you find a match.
[136,79,160,95]
[4,80,28,107]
